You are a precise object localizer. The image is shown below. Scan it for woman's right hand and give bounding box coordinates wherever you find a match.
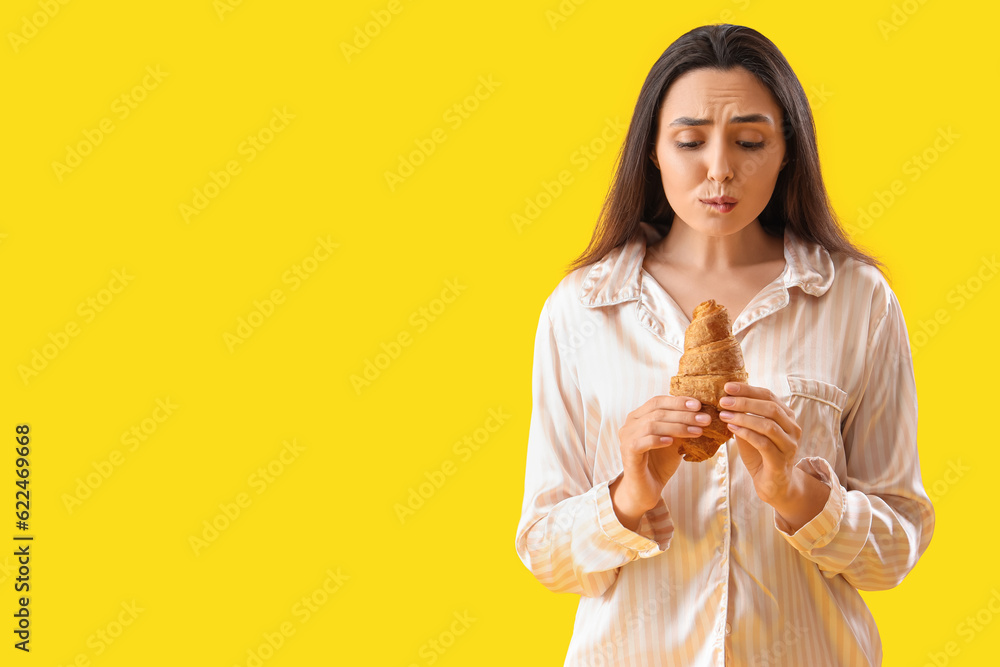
[610,395,711,525]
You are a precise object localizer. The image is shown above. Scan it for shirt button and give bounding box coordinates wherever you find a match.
[725,623,732,634]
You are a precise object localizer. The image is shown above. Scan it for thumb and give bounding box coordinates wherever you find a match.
[733,433,762,476]
[648,442,682,483]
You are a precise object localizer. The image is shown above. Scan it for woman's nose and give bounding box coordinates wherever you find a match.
[706,143,734,182]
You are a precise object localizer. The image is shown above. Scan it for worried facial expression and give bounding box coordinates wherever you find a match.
[651,66,788,237]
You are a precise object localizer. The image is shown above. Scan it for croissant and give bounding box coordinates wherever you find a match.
[668,300,748,462]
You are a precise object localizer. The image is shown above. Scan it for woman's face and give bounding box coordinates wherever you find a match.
[651,66,788,237]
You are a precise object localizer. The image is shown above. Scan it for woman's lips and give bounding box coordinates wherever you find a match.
[700,199,737,213]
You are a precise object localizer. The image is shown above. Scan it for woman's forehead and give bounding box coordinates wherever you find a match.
[660,68,782,118]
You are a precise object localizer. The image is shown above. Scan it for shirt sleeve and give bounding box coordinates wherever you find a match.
[514,297,673,598]
[772,287,935,591]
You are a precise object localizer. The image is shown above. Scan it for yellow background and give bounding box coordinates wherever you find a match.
[1,0,996,665]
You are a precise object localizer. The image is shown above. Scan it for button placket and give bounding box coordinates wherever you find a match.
[716,444,731,656]
[718,443,731,557]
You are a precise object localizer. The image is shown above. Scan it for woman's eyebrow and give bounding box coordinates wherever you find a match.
[668,113,773,127]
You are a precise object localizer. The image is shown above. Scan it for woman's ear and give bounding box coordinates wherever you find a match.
[650,151,659,169]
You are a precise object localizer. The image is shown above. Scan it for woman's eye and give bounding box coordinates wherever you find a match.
[673,141,766,150]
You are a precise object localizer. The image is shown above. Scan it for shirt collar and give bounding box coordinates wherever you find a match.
[579,220,835,309]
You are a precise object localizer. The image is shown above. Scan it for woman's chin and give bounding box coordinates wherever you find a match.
[676,215,758,238]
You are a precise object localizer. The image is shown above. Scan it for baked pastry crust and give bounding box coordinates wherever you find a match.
[668,300,748,462]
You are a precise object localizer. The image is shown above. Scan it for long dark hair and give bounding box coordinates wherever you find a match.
[566,23,885,277]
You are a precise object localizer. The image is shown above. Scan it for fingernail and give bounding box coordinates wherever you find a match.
[687,426,703,434]
[685,400,699,409]
[724,383,738,393]
[695,413,711,424]
[719,411,734,420]
[660,436,672,443]
[719,397,735,407]
[728,423,738,432]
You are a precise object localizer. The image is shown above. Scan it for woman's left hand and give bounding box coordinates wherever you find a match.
[719,381,833,532]
[717,381,802,505]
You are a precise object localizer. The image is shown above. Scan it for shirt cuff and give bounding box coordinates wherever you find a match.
[595,470,673,556]
[773,457,844,550]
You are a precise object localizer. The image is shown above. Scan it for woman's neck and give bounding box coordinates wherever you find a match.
[650,217,784,272]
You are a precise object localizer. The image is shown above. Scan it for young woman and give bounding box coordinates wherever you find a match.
[514,24,934,666]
